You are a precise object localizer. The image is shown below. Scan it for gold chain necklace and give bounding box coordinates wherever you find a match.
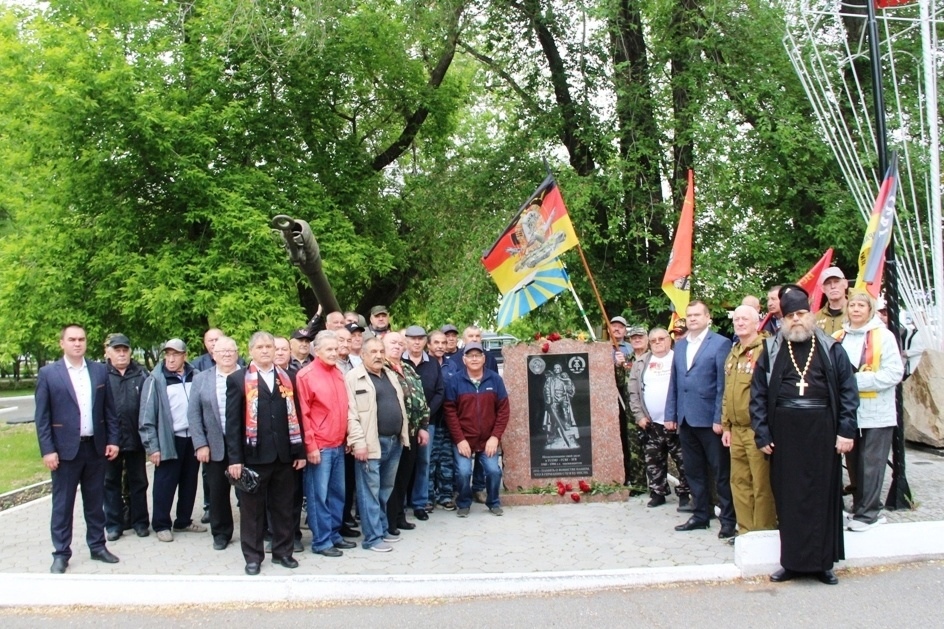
[786,334,816,397]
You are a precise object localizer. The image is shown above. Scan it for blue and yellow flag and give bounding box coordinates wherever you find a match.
[495,259,570,329]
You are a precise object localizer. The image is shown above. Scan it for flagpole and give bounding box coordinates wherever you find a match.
[560,262,597,341]
[866,0,911,510]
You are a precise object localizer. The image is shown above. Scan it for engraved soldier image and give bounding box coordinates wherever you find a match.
[543,363,577,448]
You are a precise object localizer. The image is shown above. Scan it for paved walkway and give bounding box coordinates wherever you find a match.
[2,446,942,579]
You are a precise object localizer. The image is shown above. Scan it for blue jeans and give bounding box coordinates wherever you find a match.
[430,423,455,505]
[410,424,433,510]
[355,436,402,548]
[454,447,502,509]
[303,445,346,552]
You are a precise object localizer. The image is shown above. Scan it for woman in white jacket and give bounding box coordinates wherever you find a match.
[836,289,904,531]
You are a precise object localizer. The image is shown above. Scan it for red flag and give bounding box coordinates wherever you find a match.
[662,170,694,317]
[876,1,916,8]
[758,249,834,331]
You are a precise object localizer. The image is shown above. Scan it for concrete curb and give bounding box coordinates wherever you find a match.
[0,563,742,607]
[735,521,944,577]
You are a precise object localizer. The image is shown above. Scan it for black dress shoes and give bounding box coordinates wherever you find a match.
[339,526,361,538]
[674,518,709,532]
[334,540,357,550]
[718,526,737,539]
[769,568,797,583]
[413,509,429,521]
[387,527,400,536]
[396,519,416,530]
[245,562,261,575]
[677,496,694,513]
[213,537,229,551]
[647,494,666,508]
[273,556,299,569]
[50,557,68,574]
[817,570,839,585]
[314,547,343,558]
[90,548,120,564]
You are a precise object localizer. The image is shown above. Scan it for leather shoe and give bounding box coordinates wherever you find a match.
[134,527,150,537]
[245,562,260,575]
[674,518,709,532]
[387,527,400,536]
[413,509,429,521]
[647,494,666,508]
[273,556,299,569]
[201,509,211,524]
[718,526,737,540]
[50,557,68,574]
[90,548,120,564]
[396,519,416,530]
[817,570,839,585]
[213,538,229,551]
[769,568,797,583]
[339,526,361,538]
[105,529,121,542]
[314,547,343,558]
[334,540,357,550]
[677,496,694,513]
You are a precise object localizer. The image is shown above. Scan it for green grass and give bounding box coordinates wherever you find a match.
[0,386,34,398]
[0,423,46,493]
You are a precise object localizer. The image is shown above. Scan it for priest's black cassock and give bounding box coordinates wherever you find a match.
[750,328,859,573]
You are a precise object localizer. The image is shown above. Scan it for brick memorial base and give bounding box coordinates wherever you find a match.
[500,339,628,505]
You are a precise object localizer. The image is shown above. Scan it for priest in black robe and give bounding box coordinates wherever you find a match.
[750,284,858,585]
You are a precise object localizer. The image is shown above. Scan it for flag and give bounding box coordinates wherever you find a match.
[758,248,834,331]
[855,153,899,298]
[662,169,694,317]
[495,259,570,329]
[876,1,916,9]
[482,175,579,295]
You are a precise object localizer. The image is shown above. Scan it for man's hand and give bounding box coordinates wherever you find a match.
[613,352,626,367]
[42,452,59,471]
[307,449,322,465]
[484,436,499,457]
[227,463,242,479]
[836,436,854,454]
[353,446,368,462]
[721,430,731,447]
[105,445,119,461]
[195,446,210,463]
[457,439,472,458]
[664,421,677,432]
[760,443,774,455]
[636,417,650,430]
[417,429,429,447]
[712,423,723,435]
[149,452,162,467]
[293,458,307,470]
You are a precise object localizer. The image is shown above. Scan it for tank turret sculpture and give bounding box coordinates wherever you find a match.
[271,215,342,314]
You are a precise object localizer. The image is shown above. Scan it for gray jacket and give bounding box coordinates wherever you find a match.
[139,362,197,460]
[188,366,238,461]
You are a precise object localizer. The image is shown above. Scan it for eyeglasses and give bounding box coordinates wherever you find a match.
[216,350,237,354]
[650,337,669,343]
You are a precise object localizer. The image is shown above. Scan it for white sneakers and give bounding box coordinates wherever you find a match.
[847,516,887,532]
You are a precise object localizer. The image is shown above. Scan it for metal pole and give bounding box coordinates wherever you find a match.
[865,0,912,510]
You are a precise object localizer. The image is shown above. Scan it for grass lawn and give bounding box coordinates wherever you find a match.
[0,423,46,494]
[0,386,35,398]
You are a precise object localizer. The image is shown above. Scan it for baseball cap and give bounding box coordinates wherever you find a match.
[404,325,427,337]
[161,338,187,353]
[464,341,484,354]
[610,316,628,326]
[344,322,365,334]
[628,326,647,337]
[106,334,131,349]
[370,305,389,316]
[440,324,459,334]
[820,267,845,284]
[291,328,313,341]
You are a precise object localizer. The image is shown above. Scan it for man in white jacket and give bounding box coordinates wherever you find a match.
[836,289,904,532]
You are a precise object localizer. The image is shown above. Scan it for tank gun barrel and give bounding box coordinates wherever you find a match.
[271,214,342,314]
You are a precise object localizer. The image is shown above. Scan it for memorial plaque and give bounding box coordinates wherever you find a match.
[527,352,592,478]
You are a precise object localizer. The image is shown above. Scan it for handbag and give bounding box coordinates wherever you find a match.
[225,467,261,494]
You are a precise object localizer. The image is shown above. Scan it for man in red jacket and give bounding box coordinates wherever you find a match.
[296,330,357,558]
[444,342,510,517]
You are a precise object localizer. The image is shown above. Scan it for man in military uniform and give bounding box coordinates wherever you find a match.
[721,305,776,537]
[543,363,576,445]
[816,267,848,336]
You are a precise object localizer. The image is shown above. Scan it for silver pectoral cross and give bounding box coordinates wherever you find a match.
[796,379,808,397]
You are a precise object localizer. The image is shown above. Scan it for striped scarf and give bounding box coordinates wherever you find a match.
[244,363,302,448]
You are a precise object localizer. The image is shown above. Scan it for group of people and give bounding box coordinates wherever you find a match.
[34,266,903,583]
[614,267,903,585]
[33,308,510,575]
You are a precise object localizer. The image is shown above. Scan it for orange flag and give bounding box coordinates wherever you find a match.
[662,169,694,318]
[759,248,834,331]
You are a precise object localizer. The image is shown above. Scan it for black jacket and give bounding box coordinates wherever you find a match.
[106,359,147,451]
[407,353,445,427]
[225,368,306,466]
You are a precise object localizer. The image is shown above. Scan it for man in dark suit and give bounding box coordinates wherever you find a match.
[665,301,737,538]
[34,324,121,573]
[226,331,307,575]
[188,335,242,551]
